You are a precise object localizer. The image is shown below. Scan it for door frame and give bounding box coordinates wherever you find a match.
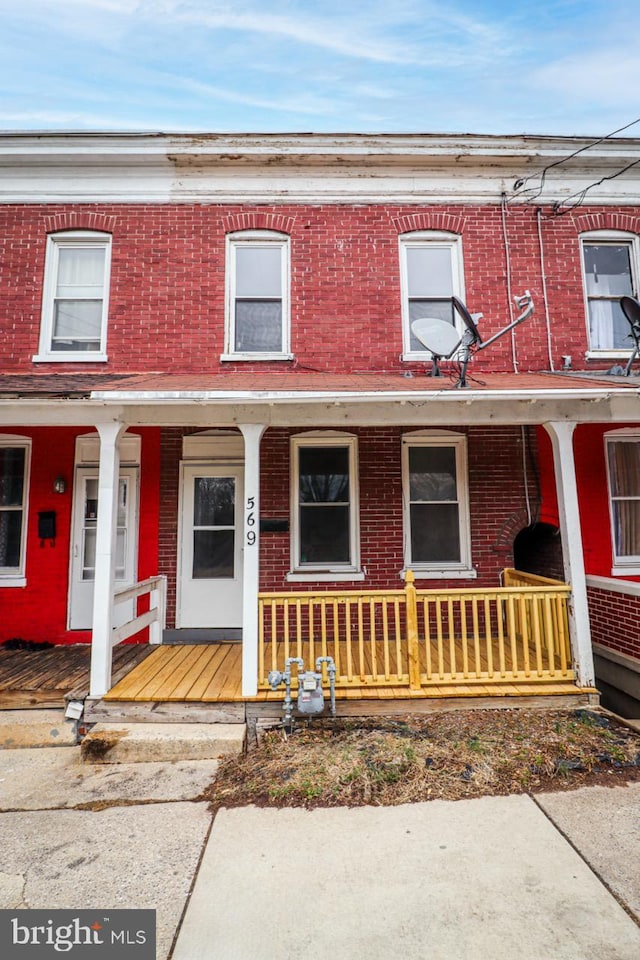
[67,464,140,630]
[176,458,245,630]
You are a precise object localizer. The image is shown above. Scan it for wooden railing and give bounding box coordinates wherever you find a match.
[112,575,167,647]
[258,570,573,691]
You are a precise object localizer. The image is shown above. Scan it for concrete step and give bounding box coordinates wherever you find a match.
[80,722,246,763]
[0,709,77,749]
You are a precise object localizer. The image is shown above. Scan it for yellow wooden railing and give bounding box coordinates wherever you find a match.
[257,570,574,692]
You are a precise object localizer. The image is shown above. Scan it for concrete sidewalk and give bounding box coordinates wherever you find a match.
[1,743,639,960]
[174,792,640,960]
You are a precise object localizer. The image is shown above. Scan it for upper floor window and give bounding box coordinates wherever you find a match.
[402,432,473,578]
[290,434,360,577]
[605,432,640,571]
[581,232,638,354]
[222,230,291,361]
[399,232,465,360]
[35,231,111,362]
[0,437,31,585]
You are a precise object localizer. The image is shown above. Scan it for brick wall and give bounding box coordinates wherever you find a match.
[587,586,640,660]
[4,201,637,377]
[158,424,534,626]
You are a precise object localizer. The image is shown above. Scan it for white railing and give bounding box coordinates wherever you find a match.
[111,575,167,647]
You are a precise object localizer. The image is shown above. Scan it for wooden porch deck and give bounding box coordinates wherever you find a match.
[0,644,152,709]
[103,642,596,707]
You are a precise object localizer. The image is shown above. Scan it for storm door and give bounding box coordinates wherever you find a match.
[178,465,244,628]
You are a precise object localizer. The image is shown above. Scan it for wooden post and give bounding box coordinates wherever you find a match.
[89,420,126,699]
[149,575,167,645]
[543,421,595,687]
[239,423,266,697]
[405,570,421,690]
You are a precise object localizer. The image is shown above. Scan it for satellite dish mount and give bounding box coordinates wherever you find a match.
[411,291,535,388]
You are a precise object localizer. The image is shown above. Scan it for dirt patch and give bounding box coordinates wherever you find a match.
[80,728,129,763]
[205,709,640,810]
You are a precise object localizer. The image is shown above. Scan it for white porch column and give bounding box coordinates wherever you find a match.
[239,423,266,696]
[89,421,126,698]
[543,421,595,687]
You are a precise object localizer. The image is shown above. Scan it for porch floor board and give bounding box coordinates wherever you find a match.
[0,644,153,709]
[103,643,594,705]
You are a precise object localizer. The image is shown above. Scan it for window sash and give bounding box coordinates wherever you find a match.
[0,443,29,575]
[292,438,358,571]
[582,239,637,352]
[402,437,470,571]
[400,236,463,358]
[606,438,640,562]
[39,234,110,358]
[227,235,289,356]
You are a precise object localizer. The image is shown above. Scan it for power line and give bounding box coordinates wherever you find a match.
[509,116,640,204]
[551,157,640,216]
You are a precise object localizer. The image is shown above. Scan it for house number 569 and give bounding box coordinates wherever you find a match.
[246,496,256,545]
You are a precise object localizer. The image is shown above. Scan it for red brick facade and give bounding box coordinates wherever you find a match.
[3,201,637,377]
[155,424,536,629]
[587,586,640,660]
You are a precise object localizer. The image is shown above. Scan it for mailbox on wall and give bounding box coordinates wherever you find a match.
[38,510,56,544]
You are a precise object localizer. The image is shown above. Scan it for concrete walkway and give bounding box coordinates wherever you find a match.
[1,743,639,960]
[173,794,640,960]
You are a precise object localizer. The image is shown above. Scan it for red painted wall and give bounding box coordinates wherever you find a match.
[4,202,638,377]
[0,427,160,645]
[537,423,640,581]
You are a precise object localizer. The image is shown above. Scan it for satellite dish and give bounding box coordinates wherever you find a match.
[618,296,640,376]
[452,296,482,344]
[411,317,461,377]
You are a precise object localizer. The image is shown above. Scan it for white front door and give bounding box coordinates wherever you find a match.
[178,464,244,629]
[68,467,139,630]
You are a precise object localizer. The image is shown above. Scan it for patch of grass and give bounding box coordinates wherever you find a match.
[205,709,640,810]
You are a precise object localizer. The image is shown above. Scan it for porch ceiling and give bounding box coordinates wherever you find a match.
[0,370,638,427]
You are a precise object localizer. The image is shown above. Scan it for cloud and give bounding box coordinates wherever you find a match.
[534,49,640,109]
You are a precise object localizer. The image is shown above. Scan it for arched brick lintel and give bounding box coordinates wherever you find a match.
[393,212,466,236]
[224,212,296,235]
[44,212,117,234]
[572,212,640,235]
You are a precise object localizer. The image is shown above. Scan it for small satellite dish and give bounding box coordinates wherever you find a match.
[617,296,640,376]
[411,317,461,377]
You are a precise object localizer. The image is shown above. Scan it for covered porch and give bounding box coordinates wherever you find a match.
[4,370,637,711]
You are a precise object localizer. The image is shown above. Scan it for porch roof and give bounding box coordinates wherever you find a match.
[0,369,638,399]
[0,369,638,427]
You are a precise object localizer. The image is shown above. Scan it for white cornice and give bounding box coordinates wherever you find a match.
[1,131,640,205]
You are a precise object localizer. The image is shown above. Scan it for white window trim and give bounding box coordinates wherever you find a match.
[399,231,465,362]
[290,432,361,576]
[401,430,473,576]
[580,230,639,359]
[222,229,291,361]
[0,436,31,584]
[604,429,640,572]
[33,230,111,363]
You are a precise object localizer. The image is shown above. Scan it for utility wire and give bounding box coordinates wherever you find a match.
[510,116,640,204]
[551,157,640,216]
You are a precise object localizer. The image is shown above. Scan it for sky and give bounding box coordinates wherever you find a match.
[0,0,639,137]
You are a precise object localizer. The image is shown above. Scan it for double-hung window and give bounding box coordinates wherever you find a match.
[581,232,639,354]
[605,432,640,571]
[402,432,473,577]
[290,434,360,578]
[36,231,111,361]
[223,230,291,360]
[0,438,31,585]
[399,232,465,360]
